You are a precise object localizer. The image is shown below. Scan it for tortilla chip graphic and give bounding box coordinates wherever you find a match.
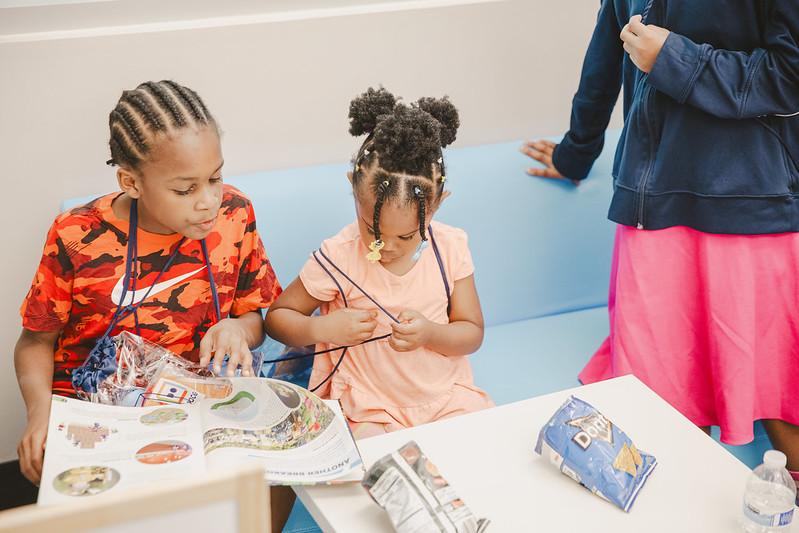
[613,443,640,477]
[630,444,643,467]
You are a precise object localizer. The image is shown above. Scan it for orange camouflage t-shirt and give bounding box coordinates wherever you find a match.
[20,185,281,397]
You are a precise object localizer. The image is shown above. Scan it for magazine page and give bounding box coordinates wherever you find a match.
[38,396,206,505]
[200,378,364,485]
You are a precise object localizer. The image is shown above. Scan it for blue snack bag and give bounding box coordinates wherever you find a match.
[534,396,657,512]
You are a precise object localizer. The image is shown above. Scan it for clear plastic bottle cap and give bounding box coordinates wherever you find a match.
[764,450,787,468]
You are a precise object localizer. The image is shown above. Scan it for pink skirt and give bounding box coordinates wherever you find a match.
[580,225,799,445]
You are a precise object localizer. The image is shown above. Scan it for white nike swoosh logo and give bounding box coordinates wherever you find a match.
[111,266,207,306]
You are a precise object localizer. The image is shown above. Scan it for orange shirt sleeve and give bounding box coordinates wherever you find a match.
[230,203,282,317]
[20,216,74,332]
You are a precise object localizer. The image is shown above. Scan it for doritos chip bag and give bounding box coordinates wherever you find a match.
[535,396,657,512]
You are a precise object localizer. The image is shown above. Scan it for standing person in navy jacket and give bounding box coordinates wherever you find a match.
[524,0,799,493]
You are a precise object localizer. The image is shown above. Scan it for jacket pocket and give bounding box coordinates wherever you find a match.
[642,103,796,196]
[758,116,799,193]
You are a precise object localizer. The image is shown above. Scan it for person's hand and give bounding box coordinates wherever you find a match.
[200,318,254,376]
[620,15,670,73]
[18,407,49,485]
[521,140,579,185]
[316,308,378,347]
[389,310,433,352]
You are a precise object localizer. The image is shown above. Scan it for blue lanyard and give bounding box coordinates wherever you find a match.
[101,199,221,339]
[73,199,223,394]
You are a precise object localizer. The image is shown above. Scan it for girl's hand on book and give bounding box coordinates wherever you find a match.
[389,310,433,352]
[200,318,254,377]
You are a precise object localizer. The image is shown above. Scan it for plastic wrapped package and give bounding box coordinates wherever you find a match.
[534,396,657,512]
[363,441,490,533]
[81,331,261,406]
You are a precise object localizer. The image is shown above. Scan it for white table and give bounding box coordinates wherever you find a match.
[295,375,776,533]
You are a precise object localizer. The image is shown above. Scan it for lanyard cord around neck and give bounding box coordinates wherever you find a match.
[103,199,221,339]
[265,225,451,392]
[73,200,222,395]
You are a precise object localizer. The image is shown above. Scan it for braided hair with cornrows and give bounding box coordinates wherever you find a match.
[107,80,215,169]
[348,87,460,247]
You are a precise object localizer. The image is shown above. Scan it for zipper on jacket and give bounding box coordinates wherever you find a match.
[634,0,658,229]
[641,0,656,23]
[637,80,656,229]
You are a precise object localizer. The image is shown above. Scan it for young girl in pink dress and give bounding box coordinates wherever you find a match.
[265,88,493,439]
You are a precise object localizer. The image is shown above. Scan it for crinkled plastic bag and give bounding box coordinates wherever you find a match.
[78,332,195,405]
[535,396,657,512]
[81,332,260,406]
[363,441,490,533]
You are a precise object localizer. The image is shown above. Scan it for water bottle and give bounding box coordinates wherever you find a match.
[742,450,796,532]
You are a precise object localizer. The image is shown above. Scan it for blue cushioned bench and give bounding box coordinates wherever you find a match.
[62,129,771,531]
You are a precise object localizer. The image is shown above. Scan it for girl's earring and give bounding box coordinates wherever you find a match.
[366,239,384,262]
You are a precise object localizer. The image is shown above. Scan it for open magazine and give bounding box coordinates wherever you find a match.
[38,377,364,505]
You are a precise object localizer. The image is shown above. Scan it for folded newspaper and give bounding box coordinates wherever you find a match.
[363,441,490,533]
[39,378,364,505]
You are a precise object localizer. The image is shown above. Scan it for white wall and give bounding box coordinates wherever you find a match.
[0,0,620,461]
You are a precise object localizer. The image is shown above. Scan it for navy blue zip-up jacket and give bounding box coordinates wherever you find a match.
[553,0,799,234]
